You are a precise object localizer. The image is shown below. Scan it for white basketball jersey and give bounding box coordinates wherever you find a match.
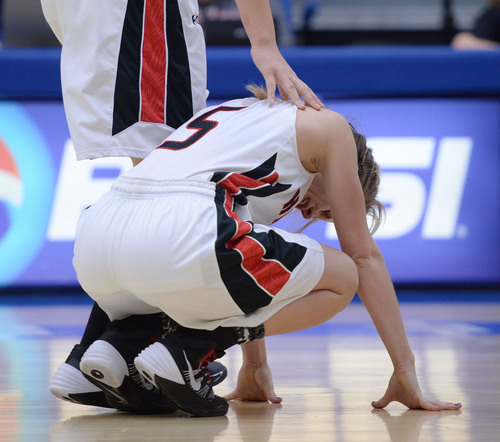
[123,98,315,225]
[41,0,207,160]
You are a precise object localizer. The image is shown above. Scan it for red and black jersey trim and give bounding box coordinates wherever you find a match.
[112,0,193,135]
[213,182,307,314]
[211,154,291,207]
[165,0,194,129]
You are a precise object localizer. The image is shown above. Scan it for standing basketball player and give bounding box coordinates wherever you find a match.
[74,90,462,417]
[41,0,323,413]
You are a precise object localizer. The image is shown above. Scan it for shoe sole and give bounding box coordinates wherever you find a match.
[80,340,129,389]
[80,339,177,414]
[135,342,228,417]
[80,339,133,407]
[50,362,110,408]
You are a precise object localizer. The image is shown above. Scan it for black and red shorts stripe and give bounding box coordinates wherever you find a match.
[213,185,307,314]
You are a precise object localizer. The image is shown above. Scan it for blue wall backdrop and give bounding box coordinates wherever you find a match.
[1,47,499,287]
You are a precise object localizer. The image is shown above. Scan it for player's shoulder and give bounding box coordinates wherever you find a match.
[296,106,347,138]
[295,106,351,172]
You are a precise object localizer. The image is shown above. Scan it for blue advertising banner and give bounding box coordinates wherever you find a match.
[298,99,500,284]
[0,98,499,286]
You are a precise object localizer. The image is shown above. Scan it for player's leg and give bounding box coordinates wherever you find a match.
[80,312,178,414]
[48,0,216,411]
[134,226,356,416]
[134,321,266,417]
[263,244,358,336]
[49,303,113,408]
[132,244,358,414]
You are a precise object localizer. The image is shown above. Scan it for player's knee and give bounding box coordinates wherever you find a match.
[318,246,358,310]
[337,254,358,310]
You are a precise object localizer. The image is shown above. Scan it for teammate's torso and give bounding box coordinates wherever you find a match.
[42,0,207,160]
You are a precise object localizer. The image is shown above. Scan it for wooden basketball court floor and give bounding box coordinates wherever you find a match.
[1,289,499,442]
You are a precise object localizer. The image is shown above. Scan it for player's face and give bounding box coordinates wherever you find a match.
[296,174,332,222]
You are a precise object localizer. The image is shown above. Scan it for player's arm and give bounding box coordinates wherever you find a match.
[297,108,414,369]
[296,107,461,410]
[234,0,323,110]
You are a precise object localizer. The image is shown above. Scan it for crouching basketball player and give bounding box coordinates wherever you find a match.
[73,89,462,416]
[43,0,323,413]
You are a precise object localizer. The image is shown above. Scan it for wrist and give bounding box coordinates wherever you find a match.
[250,40,279,53]
[393,354,416,371]
[241,339,268,364]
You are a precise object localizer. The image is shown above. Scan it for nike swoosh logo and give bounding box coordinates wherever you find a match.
[183,351,202,391]
[209,370,224,385]
[83,371,130,405]
[98,383,129,405]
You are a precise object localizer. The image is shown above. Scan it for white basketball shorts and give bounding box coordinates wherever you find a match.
[73,179,325,330]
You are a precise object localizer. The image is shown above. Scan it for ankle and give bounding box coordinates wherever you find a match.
[234,324,265,345]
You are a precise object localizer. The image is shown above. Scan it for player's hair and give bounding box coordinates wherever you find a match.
[246,84,384,234]
[351,126,384,234]
[246,84,268,100]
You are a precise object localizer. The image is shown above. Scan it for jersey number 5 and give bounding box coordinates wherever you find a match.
[157,106,246,151]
